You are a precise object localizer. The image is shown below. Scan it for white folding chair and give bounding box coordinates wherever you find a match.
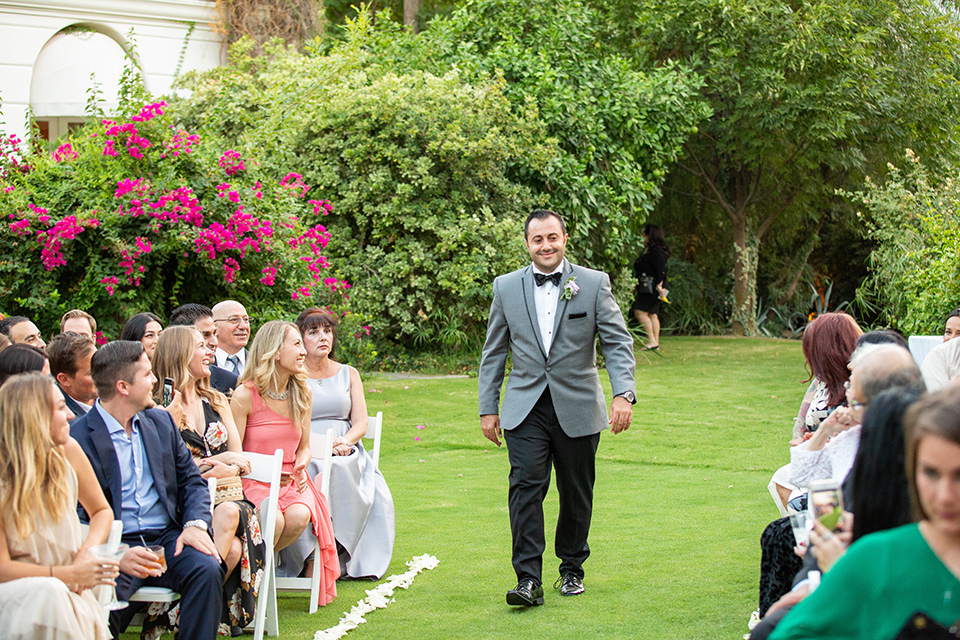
[908,335,942,368]
[242,448,284,640]
[276,428,334,614]
[364,411,384,470]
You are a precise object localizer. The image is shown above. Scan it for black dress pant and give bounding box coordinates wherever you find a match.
[504,387,600,584]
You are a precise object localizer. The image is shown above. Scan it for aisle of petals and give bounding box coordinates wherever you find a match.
[313,554,440,640]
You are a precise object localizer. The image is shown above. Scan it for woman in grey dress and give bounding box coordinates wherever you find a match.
[292,308,395,579]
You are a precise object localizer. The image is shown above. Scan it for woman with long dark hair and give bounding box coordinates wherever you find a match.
[119,312,163,362]
[631,223,670,350]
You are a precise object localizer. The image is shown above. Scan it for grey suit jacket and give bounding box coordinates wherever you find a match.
[478,261,636,438]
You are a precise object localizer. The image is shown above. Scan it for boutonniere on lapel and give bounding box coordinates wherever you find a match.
[561,276,579,300]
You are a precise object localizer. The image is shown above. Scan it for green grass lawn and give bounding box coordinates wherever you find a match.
[123,336,805,640]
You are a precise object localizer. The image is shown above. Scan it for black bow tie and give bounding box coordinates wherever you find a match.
[534,272,562,287]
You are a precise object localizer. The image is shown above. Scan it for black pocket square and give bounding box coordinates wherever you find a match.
[568,312,587,319]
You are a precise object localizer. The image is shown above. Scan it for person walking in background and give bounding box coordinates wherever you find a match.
[479,209,636,607]
[632,223,670,351]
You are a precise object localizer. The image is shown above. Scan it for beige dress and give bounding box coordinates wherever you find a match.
[0,464,109,640]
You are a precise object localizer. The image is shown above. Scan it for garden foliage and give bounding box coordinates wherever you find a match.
[173,0,708,352]
[847,151,960,336]
[175,33,553,351]
[0,101,351,342]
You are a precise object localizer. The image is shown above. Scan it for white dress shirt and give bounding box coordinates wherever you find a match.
[532,260,565,357]
[215,347,246,374]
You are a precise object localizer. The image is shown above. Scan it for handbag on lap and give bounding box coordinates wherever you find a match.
[894,612,960,639]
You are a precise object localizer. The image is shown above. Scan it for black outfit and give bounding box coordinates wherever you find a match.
[504,387,600,583]
[209,364,239,395]
[632,246,668,315]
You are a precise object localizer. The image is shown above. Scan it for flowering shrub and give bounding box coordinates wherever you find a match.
[0,100,352,340]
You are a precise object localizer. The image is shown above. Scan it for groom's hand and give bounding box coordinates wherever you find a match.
[481,414,502,447]
[608,396,633,434]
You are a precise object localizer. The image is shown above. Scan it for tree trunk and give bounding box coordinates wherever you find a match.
[404,0,420,32]
[730,216,759,336]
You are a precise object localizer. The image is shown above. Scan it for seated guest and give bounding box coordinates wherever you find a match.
[168,303,239,394]
[118,313,163,362]
[759,340,922,617]
[212,300,250,376]
[60,310,96,339]
[0,372,119,640]
[790,344,919,489]
[922,331,960,391]
[153,326,263,635]
[774,313,862,506]
[47,332,98,418]
[768,387,960,640]
[0,315,46,350]
[752,386,921,639]
[230,321,339,606]
[0,344,48,387]
[70,341,223,640]
[945,308,960,342]
[293,308,395,579]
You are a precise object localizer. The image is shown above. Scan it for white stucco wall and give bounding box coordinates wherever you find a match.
[0,0,224,141]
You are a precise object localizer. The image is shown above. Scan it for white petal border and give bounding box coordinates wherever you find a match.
[313,554,440,640]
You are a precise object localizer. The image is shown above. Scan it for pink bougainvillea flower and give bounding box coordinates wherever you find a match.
[414,436,421,442]
[219,150,246,177]
[52,143,78,163]
[416,425,425,429]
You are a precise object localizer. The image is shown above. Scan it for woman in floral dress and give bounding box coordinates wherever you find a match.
[152,326,265,637]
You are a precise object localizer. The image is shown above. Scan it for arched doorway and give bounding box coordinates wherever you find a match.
[29,25,136,142]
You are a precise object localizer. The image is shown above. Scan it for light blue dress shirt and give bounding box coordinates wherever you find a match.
[96,401,172,534]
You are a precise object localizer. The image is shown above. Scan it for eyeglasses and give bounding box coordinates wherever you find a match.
[214,316,252,326]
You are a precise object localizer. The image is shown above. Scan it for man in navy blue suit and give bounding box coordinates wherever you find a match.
[71,341,223,640]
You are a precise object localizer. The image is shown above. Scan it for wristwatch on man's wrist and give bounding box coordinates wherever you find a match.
[618,391,636,404]
[183,519,207,533]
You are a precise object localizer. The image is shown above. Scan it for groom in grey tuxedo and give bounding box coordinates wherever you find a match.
[479,209,636,606]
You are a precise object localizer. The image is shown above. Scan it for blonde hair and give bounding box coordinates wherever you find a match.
[240,321,310,428]
[0,373,70,539]
[152,326,229,418]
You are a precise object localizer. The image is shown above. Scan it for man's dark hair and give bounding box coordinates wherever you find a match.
[0,316,29,338]
[0,344,47,387]
[169,304,213,327]
[47,332,96,378]
[90,340,145,401]
[857,329,907,350]
[524,209,566,239]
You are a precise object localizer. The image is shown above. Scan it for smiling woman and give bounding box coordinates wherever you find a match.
[230,320,340,606]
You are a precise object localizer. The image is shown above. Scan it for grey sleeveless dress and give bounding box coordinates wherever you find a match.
[279,365,395,579]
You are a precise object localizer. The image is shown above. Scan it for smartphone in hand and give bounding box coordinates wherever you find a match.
[808,479,845,533]
[162,377,174,407]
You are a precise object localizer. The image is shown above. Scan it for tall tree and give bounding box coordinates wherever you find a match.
[631,0,960,334]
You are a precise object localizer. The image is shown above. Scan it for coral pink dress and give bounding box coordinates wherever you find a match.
[240,384,339,606]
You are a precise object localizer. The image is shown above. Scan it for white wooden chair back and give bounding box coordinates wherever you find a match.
[280,428,334,614]
[308,428,335,497]
[363,411,383,470]
[242,448,284,639]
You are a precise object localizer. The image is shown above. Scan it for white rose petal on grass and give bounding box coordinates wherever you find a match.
[313,554,440,638]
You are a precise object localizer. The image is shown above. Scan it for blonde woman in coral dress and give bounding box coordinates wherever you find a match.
[0,373,120,640]
[231,321,339,607]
